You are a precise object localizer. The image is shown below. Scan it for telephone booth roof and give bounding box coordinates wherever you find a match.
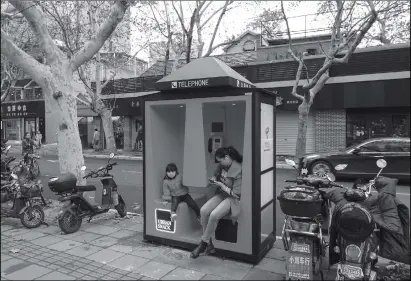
[155,57,257,91]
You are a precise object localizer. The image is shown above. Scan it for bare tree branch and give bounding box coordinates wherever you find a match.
[1,29,48,85]
[8,0,62,63]
[71,1,130,70]
[291,60,305,102]
[203,0,233,57]
[172,1,187,34]
[149,2,167,38]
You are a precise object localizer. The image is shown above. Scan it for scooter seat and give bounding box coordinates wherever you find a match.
[76,185,96,192]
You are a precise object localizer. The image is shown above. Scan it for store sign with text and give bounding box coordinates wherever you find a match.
[1,101,45,118]
[103,98,141,116]
[286,254,312,280]
[155,209,176,233]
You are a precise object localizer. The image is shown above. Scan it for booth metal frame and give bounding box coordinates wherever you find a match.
[141,85,277,264]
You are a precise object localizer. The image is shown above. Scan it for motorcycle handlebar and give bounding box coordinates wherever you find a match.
[83,163,117,178]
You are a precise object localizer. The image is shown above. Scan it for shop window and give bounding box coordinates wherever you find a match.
[385,140,410,153]
[392,115,409,137]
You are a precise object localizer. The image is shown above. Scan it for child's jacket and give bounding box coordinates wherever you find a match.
[163,174,189,197]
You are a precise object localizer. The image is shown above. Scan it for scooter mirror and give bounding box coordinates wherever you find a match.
[11,174,18,180]
[81,166,87,171]
[6,145,11,150]
[327,173,336,182]
[376,159,387,169]
[109,153,115,159]
[285,159,296,167]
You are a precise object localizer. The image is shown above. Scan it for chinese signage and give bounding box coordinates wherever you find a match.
[291,242,311,254]
[286,254,312,280]
[1,101,45,119]
[103,97,141,117]
[171,79,209,89]
[155,209,175,233]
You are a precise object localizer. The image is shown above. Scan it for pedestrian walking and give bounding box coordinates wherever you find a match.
[93,128,100,151]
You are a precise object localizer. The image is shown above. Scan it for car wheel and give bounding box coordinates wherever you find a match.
[311,160,333,178]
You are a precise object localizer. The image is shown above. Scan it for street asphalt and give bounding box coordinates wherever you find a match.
[7,152,411,237]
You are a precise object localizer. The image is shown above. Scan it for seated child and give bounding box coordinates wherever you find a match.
[162,163,201,223]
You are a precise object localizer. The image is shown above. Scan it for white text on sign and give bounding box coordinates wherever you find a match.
[157,219,172,231]
[172,79,209,88]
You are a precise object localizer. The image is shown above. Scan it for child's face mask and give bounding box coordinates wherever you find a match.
[167,171,176,179]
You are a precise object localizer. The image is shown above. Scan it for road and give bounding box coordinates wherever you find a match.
[7,152,410,236]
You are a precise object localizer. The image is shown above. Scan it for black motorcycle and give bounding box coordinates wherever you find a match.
[326,159,390,281]
[279,159,344,280]
[1,172,47,228]
[49,153,127,234]
[1,145,16,177]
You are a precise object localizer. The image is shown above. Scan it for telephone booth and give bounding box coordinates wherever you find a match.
[142,57,277,264]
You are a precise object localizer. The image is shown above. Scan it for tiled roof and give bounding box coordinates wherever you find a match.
[140,51,257,77]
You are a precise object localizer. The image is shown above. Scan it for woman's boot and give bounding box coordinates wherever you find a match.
[190,241,207,259]
[205,239,215,255]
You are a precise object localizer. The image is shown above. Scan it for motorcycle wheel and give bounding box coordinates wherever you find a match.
[20,205,44,228]
[31,159,40,177]
[58,209,82,234]
[115,196,127,218]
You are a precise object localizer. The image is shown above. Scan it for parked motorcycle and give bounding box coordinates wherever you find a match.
[327,159,389,281]
[22,152,41,179]
[279,159,344,280]
[1,145,16,176]
[49,153,127,234]
[1,172,47,228]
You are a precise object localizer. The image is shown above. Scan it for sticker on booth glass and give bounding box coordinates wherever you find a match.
[155,209,176,233]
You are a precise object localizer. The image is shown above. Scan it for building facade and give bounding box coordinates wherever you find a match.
[98,42,409,155]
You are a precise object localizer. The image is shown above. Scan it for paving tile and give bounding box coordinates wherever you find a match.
[69,271,84,278]
[77,268,92,275]
[82,225,118,235]
[108,254,150,272]
[106,272,124,279]
[36,225,61,235]
[266,248,287,261]
[126,272,143,279]
[181,255,251,280]
[57,268,72,274]
[89,236,119,248]
[254,257,286,275]
[14,231,46,241]
[1,254,12,262]
[1,258,30,274]
[161,267,206,280]
[86,249,125,264]
[201,274,231,280]
[70,232,102,243]
[107,241,141,254]
[140,277,156,280]
[1,228,31,237]
[47,240,83,252]
[66,244,103,258]
[134,260,176,280]
[243,268,285,280]
[5,264,51,280]
[108,229,137,239]
[31,235,65,247]
[130,243,168,259]
[81,275,96,280]
[1,224,15,232]
[36,271,76,280]
[153,248,193,268]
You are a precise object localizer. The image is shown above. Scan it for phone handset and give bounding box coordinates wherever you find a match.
[208,135,223,153]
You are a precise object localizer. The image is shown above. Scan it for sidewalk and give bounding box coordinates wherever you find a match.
[7,143,294,169]
[1,202,409,280]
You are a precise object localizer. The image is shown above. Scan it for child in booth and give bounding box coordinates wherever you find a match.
[162,163,201,223]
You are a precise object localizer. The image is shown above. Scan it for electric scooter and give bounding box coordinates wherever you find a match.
[48,153,127,234]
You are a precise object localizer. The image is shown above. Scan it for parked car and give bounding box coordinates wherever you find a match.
[298,137,410,182]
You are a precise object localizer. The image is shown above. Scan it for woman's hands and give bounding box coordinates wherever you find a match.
[215,181,231,195]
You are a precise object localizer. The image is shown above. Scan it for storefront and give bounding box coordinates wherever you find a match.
[77,97,142,150]
[1,101,46,142]
[270,87,316,156]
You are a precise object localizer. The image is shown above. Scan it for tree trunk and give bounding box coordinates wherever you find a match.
[100,108,116,153]
[186,35,193,63]
[163,35,172,76]
[295,98,311,159]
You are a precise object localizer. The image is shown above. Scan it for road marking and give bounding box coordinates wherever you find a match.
[47,160,59,163]
[397,192,410,196]
[122,170,142,174]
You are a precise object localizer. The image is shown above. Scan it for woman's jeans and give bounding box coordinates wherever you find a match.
[171,194,200,217]
[200,194,230,243]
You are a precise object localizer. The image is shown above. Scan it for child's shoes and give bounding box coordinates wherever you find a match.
[171,213,177,222]
[196,216,201,224]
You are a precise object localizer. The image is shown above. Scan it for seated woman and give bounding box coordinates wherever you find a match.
[191,146,242,259]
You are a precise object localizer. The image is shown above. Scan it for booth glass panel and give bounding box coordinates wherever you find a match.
[260,102,275,245]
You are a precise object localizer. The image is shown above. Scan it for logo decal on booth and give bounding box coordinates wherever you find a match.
[170,79,209,89]
[155,209,176,233]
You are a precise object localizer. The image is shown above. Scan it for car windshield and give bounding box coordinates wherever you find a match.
[341,143,359,152]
